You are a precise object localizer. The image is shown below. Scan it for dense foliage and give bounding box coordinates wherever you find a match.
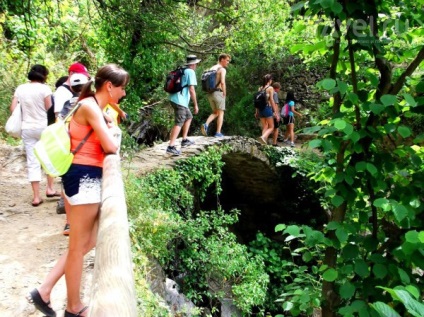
[1,0,423,316]
[283,1,424,316]
[126,146,269,315]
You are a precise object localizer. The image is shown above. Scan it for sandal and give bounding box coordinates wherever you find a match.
[46,191,61,198]
[64,306,88,317]
[31,199,44,207]
[27,288,56,317]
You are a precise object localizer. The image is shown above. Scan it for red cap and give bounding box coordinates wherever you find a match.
[68,62,90,77]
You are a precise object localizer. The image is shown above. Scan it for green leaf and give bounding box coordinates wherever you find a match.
[334,119,347,130]
[349,131,360,143]
[355,161,367,172]
[372,263,388,279]
[392,203,408,222]
[370,103,385,114]
[336,227,348,243]
[354,259,369,278]
[405,231,420,244]
[309,139,322,148]
[371,302,401,317]
[320,78,337,90]
[380,94,397,106]
[366,163,378,176]
[392,289,424,316]
[290,44,305,54]
[419,231,424,243]
[398,268,411,284]
[283,301,294,311]
[326,221,340,230]
[291,1,306,12]
[285,225,301,237]
[323,268,338,281]
[398,126,412,138]
[302,251,312,262]
[339,282,355,299]
[337,80,348,94]
[331,2,343,14]
[373,198,390,211]
[332,195,344,207]
[405,285,420,300]
[403,93,417,107]
[275,224,286,232]
[348,93,359,104]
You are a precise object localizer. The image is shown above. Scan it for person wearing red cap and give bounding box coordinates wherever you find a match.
[68,62,90,77]
[53,62,90,119]
[53,62,90,236]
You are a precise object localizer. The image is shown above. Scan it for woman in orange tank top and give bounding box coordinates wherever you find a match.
[27,64,129,317]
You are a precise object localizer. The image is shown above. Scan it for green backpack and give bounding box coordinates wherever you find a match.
[34,103,92,177]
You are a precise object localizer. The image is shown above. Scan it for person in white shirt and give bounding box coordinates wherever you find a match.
[9,64,59,206]
[54,62,90,118]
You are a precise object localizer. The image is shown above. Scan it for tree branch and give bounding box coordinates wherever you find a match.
[390,45,424,95]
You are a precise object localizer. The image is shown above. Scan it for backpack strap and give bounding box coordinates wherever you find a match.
[211,66,222,89]
[62,84,78,97]
[180,67,188,94]
[71,129,93,155]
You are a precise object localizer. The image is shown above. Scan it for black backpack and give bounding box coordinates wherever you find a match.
[253,86,270,110]
[164,67,187,94]
[201,67,221,93]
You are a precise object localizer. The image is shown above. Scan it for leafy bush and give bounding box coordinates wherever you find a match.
[172,209,269,314]
[126,145,270,315]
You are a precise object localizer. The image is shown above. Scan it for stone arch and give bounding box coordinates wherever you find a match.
[129,135,324,243]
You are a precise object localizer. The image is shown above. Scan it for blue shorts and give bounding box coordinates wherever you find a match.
[62,164,103,205]
[259,106,273,118]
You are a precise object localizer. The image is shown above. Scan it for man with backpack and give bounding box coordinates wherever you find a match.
[200,53,231,137]
[166,55,201,156]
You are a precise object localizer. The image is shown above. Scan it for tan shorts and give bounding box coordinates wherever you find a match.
[207,91,226,111]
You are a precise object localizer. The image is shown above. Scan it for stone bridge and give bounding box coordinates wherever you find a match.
[127,135,323,242]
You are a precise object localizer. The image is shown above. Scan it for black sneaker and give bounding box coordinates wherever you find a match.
[181,139,195,147]
[166,146,181,156]
[56,197,65,214]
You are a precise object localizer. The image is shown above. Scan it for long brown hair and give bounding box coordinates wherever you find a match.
[261,74,273,87]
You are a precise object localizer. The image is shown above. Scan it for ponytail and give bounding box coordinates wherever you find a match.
[78,80,95,102]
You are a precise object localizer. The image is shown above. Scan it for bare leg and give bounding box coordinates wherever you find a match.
[288,123,295,142]
[261,117,274,141]
[168,125,182,147]
[216,110,224,134]
[36,251,68,304]
[272,128,279,145]
[260,118,269,135]
[65,203,99,315]
[31,181,41,205]
[46,175,56,195]
[206,111,218,126]
[181,118,192,140]
[36,199,97,307]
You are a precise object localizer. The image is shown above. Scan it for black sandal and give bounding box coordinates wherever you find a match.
[64,306,88,317]
[27,288,56,317]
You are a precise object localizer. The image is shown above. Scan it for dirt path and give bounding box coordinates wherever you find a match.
[0,141,92,317]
